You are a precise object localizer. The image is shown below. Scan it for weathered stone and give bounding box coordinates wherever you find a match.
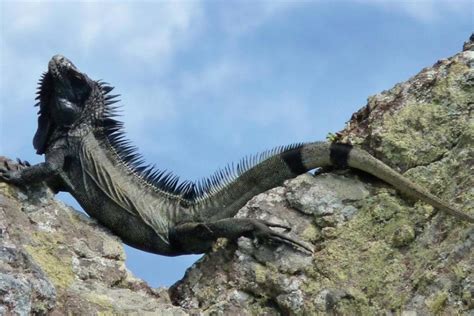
[171,34,474,315]
[391,223,416,247]
[0,166,186,315]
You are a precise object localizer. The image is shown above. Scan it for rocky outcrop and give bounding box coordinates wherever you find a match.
[169,34,474,315]
[0,171,186,315]
[1,35,473,315]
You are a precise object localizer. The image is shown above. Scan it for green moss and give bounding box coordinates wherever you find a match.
[305,190,431,311]
[451,264,467,280]
[326,132,340,142]
[24,232,75,289]
[151,51,472,314]
[379,103,462,169]
[86,293,114,312]
[295,48,473,315]
[301,225,322,243]
[365,191,405,223]
[254,264,267,284]
[426,291,448,314]
[389,224,415,247]
[321,227,338,239]
[248,303,277,315]
[432,62,472,109]
[336,297,378,316]
[461,289,473,309]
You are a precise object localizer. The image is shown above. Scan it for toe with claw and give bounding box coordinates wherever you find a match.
[0,160,26,184]
[252,220,313,254]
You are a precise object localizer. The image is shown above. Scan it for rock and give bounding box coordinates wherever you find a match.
[171,34,474,315]
[0,167,186,315]
[391,223,416,247]
[2,34,474,315]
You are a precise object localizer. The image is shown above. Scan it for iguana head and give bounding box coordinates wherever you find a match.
[34,55,113,154]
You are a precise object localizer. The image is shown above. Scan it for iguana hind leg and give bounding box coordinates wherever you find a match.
[169,218,312,254]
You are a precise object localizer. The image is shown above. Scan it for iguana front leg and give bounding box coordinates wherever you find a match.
[0,152,64,185]
[169,218,313,254]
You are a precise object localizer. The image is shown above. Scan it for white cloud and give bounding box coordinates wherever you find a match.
[0,1,206,157]
[213,1,300,37]
[78,4,133,54]
[357,0,471,22]
[179,59,250,96]
[241,94,313,133]
[2,2,51,33]
[122,84,178,131]
[111,2,202,63]
[1,2,203,71]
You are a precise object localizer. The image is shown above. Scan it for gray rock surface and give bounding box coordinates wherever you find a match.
[0,172,186,315]
[1,35,473,315]
[170,34,474,315]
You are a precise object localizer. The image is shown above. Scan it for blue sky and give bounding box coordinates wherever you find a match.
[1,1,472,287]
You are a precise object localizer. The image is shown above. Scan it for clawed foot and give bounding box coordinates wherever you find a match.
[0,159,30,184]
[171,218,314,255]
[250,220,313,254]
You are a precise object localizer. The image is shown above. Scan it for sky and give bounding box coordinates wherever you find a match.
[0,0,472,287]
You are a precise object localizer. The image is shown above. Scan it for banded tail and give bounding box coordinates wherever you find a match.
[195,142,474,223]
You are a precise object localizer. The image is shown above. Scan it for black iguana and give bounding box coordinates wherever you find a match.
[1,55,472,256]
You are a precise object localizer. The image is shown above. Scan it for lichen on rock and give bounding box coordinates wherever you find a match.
[170,34,474,315]
[0,170,186,315]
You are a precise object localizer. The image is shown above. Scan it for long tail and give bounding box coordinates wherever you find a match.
[195,142,473,223]
[334,144,474,223]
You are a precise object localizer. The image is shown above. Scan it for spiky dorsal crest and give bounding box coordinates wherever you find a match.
[35,72,53,111]
[96,82,305,202]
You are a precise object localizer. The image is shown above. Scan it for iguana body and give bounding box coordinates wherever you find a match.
[1,55,472,256]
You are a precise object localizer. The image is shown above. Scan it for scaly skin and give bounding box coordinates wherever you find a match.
[1,55,472,257]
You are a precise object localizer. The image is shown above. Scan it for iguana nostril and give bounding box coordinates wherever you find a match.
[52,54,65,63]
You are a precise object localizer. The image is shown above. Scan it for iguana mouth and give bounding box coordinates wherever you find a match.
[48,54,78,78]
[37,55,85,109]
[47,55,90,99]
